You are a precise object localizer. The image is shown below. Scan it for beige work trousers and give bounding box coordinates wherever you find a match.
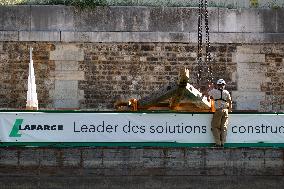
[211,109,229,145]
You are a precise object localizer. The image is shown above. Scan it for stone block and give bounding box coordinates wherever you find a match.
[50,44,84,61]
[127,32,157,42]
[61,32,92,42]
[55,80,78,91]
[164,159,185,169]
[19,31,60,42]
[61,149,81,167]
[148,7,183,32]
[143,157,165,168]
[39,149,57,167]
[262,33,284,43]
[54,99,79,109]
[165,149,184,158]
[168,32,190,42]
[236,53,265,63]
[237,62,267,72]
[54,80,80,99]
[236,69,265,91]
[262,149,283,174]
[0,31,18,41]
[72,6,218,32]
[143,149,164,158]
[236,46,262,54]
[0,149,18,166]
[54,89,78,99]
[78,90,84,100]
[276,8,284,32]
[219,8,276,32]
[83,149,103,168]
[205,150,231,171]
[61,32,122,43]
[237,80,263,91]
[74,6,150,32]
[236,71,265,81]
[19,149,40,166]
[61,31,191,43]
[150,7,218,32]
[261,8,278,33]
[0,5,30,30]
[54,71,84,80]
[31,5,74,31]
[209,33,284,44]
[232,91,265,110]
[55,61,79,71]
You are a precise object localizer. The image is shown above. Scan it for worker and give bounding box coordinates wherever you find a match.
[208,79,232,147]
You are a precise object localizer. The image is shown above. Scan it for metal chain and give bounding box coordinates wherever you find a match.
[197,0,203,88]
[197,0,213,89]
[204,0,213,85]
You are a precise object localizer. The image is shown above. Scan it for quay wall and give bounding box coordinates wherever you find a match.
[0,147,283,188]
[0,6,284,111]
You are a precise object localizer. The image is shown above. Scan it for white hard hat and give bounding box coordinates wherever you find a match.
[217,79,226,85]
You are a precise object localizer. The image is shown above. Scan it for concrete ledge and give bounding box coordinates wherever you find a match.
[62,31,284,43]
[19,31,60,42]
[0,31,280,43]
[61,31,191,43]
[197,32,284,43]
[0,31,18,41]
[4,31,284,43]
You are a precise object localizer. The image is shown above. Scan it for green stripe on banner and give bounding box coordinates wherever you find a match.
[0,142,283,148]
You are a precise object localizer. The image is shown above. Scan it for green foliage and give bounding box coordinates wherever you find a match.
[69,0,107,8]
[0,0,25,5]
[250,0,259,8]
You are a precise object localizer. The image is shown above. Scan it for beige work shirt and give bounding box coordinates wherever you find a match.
[208,88,231,109]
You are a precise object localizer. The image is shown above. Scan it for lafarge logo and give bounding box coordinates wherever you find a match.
[9,119,64,137]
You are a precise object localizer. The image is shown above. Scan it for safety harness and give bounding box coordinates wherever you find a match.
[214,89,227,102]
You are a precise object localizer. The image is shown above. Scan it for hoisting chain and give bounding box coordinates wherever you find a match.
[197,0,203,88]
[197,0,214,89]
[204,0,213,85]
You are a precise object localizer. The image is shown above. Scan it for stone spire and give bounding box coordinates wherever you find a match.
[26,47,38,110]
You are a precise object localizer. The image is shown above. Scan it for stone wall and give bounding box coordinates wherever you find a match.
[0,6,284,111]
[0,147,283,189]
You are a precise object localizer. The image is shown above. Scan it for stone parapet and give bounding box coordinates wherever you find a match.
[0,6,284,43]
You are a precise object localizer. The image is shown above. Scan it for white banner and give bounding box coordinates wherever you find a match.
[0,112,284,143]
